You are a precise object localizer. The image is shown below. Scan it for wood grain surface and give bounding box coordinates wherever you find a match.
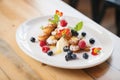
[0,39,41,80]
[0,0,120,80]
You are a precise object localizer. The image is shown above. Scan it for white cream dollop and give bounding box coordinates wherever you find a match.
[51,31,57,35]
[70,45,80,52]
[46,36,57,44]
[56,37,69,52]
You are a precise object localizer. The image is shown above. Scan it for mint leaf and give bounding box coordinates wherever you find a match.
[54,14,59,23]
[74,21,83,31]
[48,14,59,24]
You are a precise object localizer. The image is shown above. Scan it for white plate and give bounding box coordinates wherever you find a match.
[16,16,113,69]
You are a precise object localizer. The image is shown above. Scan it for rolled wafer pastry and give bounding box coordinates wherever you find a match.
[83,46,90,51]
[38,23,57,41]
[38,33,50,41]
[43,23,57,34]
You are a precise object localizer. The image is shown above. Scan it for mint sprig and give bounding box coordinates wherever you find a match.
[49,14,59,24]
[54,14,59,23]
[74,21,83,31]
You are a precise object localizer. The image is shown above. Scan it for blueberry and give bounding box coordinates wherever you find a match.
[65,55,72,61]
[71,54,77,59]
[67,50,73,55]
[71,29,79,36]
[47,50,53,56]
[83,53,89,59]
[89,38,95,44]
[63,46,69,52]
[81,32,86,37]
[30,37,36,42]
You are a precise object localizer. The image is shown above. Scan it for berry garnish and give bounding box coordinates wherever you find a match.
[71,29,79,36]
[60,19,68,27]
[65,53,77,61]
[71,54,77,59]
[40,41,46,47]
[30,37,36,42]
[57,28,71,38]
[47,50,53,56]
[55,10,63,17]
[65,55,72,61]
[83,53,89,59]
[81,32,86,37]
[63,46,69,52]
[89,38,95,44]
[42,46,50,53]
[92,47,101,55]
[78,40,86,49]
[67,50,73,55]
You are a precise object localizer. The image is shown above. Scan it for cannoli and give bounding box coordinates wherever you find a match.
[39,23,57,41]
[43,24,57,34]
[38,33,50,41]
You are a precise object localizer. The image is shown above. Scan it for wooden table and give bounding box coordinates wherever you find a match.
[0,0,120,80]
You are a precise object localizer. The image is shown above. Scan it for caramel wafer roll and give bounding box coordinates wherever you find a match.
[38,33,50,41]
[43,23,57,34]
[83,46,90,51]
[39,23,57,41]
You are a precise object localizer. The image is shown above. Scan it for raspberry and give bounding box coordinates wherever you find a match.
[78,40,86,49]
[42,46,50,53]
[60,19,67,27]
[40,41,46,47]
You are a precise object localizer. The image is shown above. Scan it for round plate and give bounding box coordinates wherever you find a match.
[16,16,113,69]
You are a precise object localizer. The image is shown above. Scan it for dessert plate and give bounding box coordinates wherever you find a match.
[16,16,113,69]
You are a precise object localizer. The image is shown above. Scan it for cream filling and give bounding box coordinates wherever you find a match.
[47,36,57,44]
[70,45,79,51]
